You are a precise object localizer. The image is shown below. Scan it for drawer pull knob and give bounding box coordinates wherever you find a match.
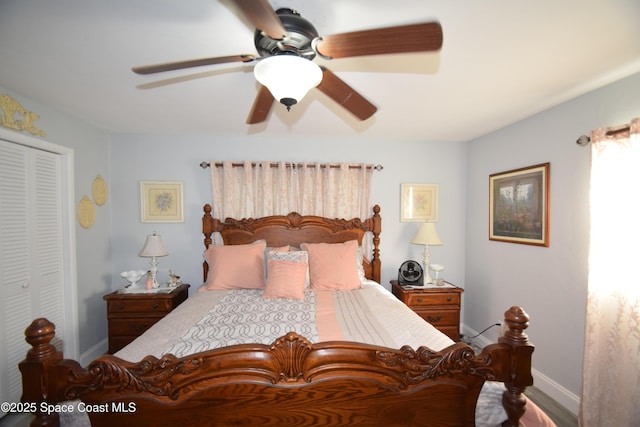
[447,297,452,302]
[118,304,125,310]
[153,303,159,309]
[417,297,423,303]
[130,323,149,333]
[427,315,442,323]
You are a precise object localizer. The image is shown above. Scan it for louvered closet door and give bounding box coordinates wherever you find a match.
[0,139,65,412]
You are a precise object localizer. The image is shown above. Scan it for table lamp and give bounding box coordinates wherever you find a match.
[410,222,443,285]
[139,232,168,288]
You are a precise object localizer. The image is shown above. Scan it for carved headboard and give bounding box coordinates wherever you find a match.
[202,204,381,283]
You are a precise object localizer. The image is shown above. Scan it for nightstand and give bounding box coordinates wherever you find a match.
[103,283,189,354]
[390,280,463,341]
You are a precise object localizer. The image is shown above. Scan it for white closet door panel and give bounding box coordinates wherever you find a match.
[2,292,31,405]
[0,140,32,413]
[0,139,64,414]
[34,152,63,278]
[0,141,30,287]
[33,151,65,352]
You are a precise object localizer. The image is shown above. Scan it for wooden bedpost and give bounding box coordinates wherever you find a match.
[499,306,534,427]
[371,205,381,283]
[19,318,62,427]
[202,203,213,283]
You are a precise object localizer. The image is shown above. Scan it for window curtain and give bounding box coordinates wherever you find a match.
[580,118,640,426]
[209,161,373,220]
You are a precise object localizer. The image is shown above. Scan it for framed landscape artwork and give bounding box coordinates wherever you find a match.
[489,163,550,246]
[141,181,184,223]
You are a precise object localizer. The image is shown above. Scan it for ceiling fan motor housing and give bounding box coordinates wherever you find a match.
[254,8,319,59]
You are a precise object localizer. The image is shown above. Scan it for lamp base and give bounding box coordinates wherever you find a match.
[149,256,161,289]
[422,273,434,286]
[421,244,433,285]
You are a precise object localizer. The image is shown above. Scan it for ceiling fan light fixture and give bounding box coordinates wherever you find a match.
[254,55,323,110]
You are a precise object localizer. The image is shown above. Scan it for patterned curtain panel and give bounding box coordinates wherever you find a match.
[209,160,373,220]
[580,118,640,426]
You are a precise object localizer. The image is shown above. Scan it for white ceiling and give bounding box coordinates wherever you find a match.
[1,0,640,142]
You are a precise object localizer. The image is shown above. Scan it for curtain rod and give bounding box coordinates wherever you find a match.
[200,162,383,171]
[576,124,631,146]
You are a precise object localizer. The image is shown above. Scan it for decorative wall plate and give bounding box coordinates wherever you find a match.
[77,195,96,229]
[92,175,108,206]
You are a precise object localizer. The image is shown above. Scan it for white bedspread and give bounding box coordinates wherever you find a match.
[114,282,507,427]
[116,282,453,359]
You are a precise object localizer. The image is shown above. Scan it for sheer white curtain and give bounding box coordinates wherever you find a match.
[209,161,373,220]
[580,118,640,426]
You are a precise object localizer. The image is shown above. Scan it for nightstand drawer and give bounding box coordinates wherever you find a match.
[104,284,189,353]
[107,298,173,315]
[390,280,463,341]
[108,317,161,336]
[405,292,460,307]
[413,309,459,326]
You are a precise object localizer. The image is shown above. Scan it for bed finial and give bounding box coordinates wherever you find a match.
[371,205,381,283]
[24,318,57,362]
[499,306,534,427]
[502,306,530,343]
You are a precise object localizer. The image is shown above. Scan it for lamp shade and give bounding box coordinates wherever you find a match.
[410,222,443,246]
[254,55,323,109]
[139,233,169,257]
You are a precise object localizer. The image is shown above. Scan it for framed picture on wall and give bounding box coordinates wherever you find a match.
[489,163,550,246]
[141,181,184,223]
[400,183,439,222]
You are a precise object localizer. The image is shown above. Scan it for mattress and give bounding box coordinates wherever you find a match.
[115,282,512,427]
[115,281,454,360]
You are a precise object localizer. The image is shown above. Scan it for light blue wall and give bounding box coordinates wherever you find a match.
[108,135,468,294]
[465,71,640,411]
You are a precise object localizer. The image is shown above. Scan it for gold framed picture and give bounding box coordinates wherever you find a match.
[140,181,184,223]
[401,183,439,222]
[489,163,549,246]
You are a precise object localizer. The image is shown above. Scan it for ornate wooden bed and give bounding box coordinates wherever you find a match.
[20,204,534,426]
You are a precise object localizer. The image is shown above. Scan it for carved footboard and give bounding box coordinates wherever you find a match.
[20,307,533,427]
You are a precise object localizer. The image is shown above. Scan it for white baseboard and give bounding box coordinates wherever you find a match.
[461,324,580,416]
[79,338,108,367]
[531,369,580,415]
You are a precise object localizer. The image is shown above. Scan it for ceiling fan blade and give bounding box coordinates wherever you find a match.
[316,67,377,121]
[132,54,255,75]
[246,85,274,124]
[230,0,286,40]
[315,22,442,59]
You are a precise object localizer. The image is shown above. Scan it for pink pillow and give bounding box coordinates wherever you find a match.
[301,240,362,291]
[204,240,266,290]
[267,250,310,287]
[263,259,307,300]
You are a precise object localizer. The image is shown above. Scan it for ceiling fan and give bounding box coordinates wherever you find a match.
[132,0,443,125]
